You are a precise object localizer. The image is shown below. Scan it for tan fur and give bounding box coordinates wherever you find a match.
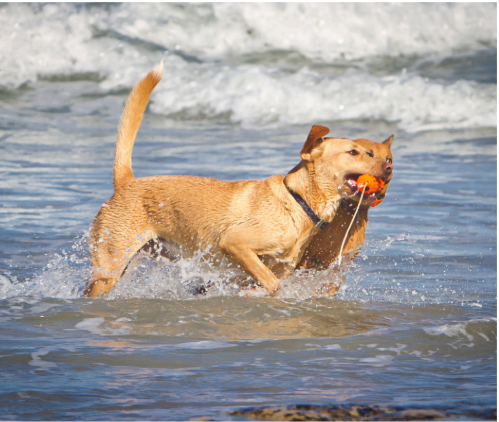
[84,64,393,297]
[114,61,164,188]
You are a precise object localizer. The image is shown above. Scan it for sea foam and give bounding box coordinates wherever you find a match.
[0,3,496,132]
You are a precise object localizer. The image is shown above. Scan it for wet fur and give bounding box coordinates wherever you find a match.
[84,63,393,297]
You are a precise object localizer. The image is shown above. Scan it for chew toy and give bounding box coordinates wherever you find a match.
[357,174,384,193]
[357,174,385,208]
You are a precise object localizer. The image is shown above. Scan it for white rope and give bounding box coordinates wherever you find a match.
[338,185,367,266]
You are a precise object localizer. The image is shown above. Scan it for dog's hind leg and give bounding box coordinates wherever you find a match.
[84,209,156,297]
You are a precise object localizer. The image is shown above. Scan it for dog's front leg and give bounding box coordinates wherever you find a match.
[219,234,280,295]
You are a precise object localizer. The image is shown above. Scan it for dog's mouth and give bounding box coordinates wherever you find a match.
[342,173,381,205]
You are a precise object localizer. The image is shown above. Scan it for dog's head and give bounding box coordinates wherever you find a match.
[300,125,394,206]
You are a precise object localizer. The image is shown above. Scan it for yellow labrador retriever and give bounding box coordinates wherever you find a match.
[84,63,393,297]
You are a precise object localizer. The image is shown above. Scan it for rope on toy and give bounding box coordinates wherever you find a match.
[338,185,366,267]
[338,174,385,266]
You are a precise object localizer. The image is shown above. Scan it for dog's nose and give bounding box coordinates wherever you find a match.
[382,161,393,174]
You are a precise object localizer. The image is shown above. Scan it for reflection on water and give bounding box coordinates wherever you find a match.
[77,298,395,340]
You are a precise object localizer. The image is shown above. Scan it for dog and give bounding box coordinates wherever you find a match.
[84,62,393,298]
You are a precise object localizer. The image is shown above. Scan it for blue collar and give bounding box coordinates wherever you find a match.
[286,187,329,230]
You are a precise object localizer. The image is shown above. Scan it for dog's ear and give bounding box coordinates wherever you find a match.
[383,135,394,149]
[300,125,330,161]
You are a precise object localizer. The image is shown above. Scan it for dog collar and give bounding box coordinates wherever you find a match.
[286,188,329,230]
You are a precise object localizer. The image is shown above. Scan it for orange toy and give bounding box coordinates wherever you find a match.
[357,174,384,193]
[357,174,385,208]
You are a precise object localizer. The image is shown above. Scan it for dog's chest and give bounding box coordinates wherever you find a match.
[273,224,317,266]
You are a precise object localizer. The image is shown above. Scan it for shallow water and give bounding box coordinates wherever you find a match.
[0,3,496,420]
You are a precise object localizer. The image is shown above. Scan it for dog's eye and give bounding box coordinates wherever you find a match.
[366,151,374,157]
[387,158,392,164]
[347,150,359,156]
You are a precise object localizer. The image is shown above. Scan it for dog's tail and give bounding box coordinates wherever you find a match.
[113,61,164,189]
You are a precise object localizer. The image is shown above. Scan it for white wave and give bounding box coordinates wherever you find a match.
[144,61,496,132]
[0,3,495,132]
[1,3,495,88]
[104,3,497,62]
[424,318,497,342]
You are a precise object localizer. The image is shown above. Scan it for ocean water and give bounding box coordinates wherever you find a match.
[0,3,496,420]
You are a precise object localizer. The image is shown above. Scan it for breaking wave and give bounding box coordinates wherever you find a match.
[0,3,496,132]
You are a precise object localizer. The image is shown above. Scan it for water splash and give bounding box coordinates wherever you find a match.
[0,230,489,307]
[0,233,91,300]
